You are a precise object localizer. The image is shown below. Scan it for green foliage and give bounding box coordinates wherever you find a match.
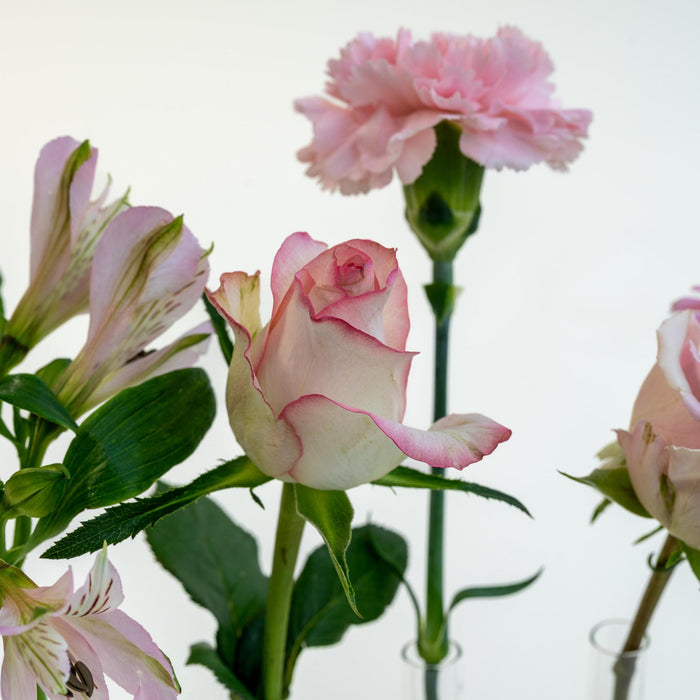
[374,465,531,516]
[294,485,357,615]
[682,543,700,583]
[42,458,269,559]
[187,644,257,700]
[2,465,68,518]
[0,374,78,432]
[30,368,215,546]
[202,293,233,365]
[424,282,461,325]
[561,468,650,518]
[448,568,542,612]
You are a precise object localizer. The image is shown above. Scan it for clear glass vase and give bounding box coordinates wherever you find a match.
[588,619,650,700]
[401,641,464,700]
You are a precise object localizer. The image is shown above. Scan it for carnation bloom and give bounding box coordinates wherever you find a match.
[295,27,592,194]
[617,300,700,548]
[209,231,510,490]
[0,547,179,699]
[53,206,211,416]
[2,137,127,367]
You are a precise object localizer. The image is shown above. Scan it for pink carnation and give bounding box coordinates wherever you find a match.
[295,27,592,194]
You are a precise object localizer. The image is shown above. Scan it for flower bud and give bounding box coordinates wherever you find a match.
[2,464,67,518]
[403,121,484,262]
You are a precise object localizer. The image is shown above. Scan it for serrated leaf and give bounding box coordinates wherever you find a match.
[0,374,78,431]
[561,468,651,518]
[286,524,407,685]
[294,485,357,615]
[374,466,531,517]
[31,368,215,545]
[187,643,256,700]
[42,457,268,559]
[448,568,542,612]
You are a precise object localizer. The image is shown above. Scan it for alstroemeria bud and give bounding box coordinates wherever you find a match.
[1,138,127,373]
[403,121,484,262]
[2,464,67,518]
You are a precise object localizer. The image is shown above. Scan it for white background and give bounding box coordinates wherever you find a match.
[1,0,699,698]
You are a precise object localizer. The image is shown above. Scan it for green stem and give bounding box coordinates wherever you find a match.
[263,483,305,700]
[0,334,29,378]
[613,533,679,700]
[420,260,453,666]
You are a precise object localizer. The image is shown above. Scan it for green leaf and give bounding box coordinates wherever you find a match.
[146,494,268,661]
[202,293,233,365]
[0,271,6,336]
[294,485,357,615]
[31,368,215,545]
[42,457,269,559]
[682,543,700,583]
[561,468,651,518]
[424,282,461,325]
[448,569,542,612]
[35,359,71,390]
[591,498,612,523]
[187,643,256,700]
[286,524,407,684]
[374,466,531,517]
[0,374,78,431]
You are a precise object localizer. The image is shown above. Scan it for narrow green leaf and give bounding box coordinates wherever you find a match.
[187,643,256,700]
[682,543,700,583]
[561,468,651,518]
[0,414,15,443]
[591,498,612,523]
[286,525,407,686]
[0,374,78,431]
[633,525,663,546]
[42,458,269,559]
[294,485,357,615]
[424,282,461,325]
[448,569,542,612]
[0,271,6,336]
[32,368,215,544]
[374,466,531,517]
[203,293,233,365]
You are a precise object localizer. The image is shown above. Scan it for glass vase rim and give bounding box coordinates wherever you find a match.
[589,617,651,658]
[400,640,463,670]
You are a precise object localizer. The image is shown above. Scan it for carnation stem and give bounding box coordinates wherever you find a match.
[612,533,679,699]
[263,483,305,700]
[420,260,453,674]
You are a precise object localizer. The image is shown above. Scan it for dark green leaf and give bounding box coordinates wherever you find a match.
[0,374,78,431]
[187,643,256,700]
[0,414,15,443]
[633,525,663,545]
[203,293,233,365]
[591,498,612,523]
[561,468,651,518]
[42,457,269,559]
[682,543,700,583]
[294,485,357,615]
[374,466,531,517]
[146,494,268,653]
[35,359,71,389]
[31,368,215,545]
[0,271,5,336]
[448,569,542,612]
[286,525,407,686]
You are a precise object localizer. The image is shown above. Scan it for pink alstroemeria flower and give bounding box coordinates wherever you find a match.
[295,27,592,194]
[5,137,128,356]
[210,231,510,490]
[617,299,700,548]
[0,547,179,699]
[54,206,210,416]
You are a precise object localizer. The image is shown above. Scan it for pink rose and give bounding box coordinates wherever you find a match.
[209,232,510,490]
[295,27,592,194]
[617,308,700,548]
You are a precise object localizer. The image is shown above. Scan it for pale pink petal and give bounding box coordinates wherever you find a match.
[65,610,177,699]
[208,284,302,479]
[1,641,41,700]
[65,546,124,617]
[269,232,327,319]
[666,446,700,549]
[256,280,414,420]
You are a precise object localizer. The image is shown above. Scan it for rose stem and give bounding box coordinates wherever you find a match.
[263,483,305,700]
[612,533,679,700]
[420,260,453,690]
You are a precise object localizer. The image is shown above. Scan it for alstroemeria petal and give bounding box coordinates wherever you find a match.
[1,641,39,700]
[66,545,124,617]
[68,610,178,699]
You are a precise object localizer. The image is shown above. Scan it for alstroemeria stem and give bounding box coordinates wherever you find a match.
[613,533,679,700]
[263,483,305,700]
[421,260,453,667]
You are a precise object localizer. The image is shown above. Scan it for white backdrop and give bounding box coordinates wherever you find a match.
[1,0,699,698]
